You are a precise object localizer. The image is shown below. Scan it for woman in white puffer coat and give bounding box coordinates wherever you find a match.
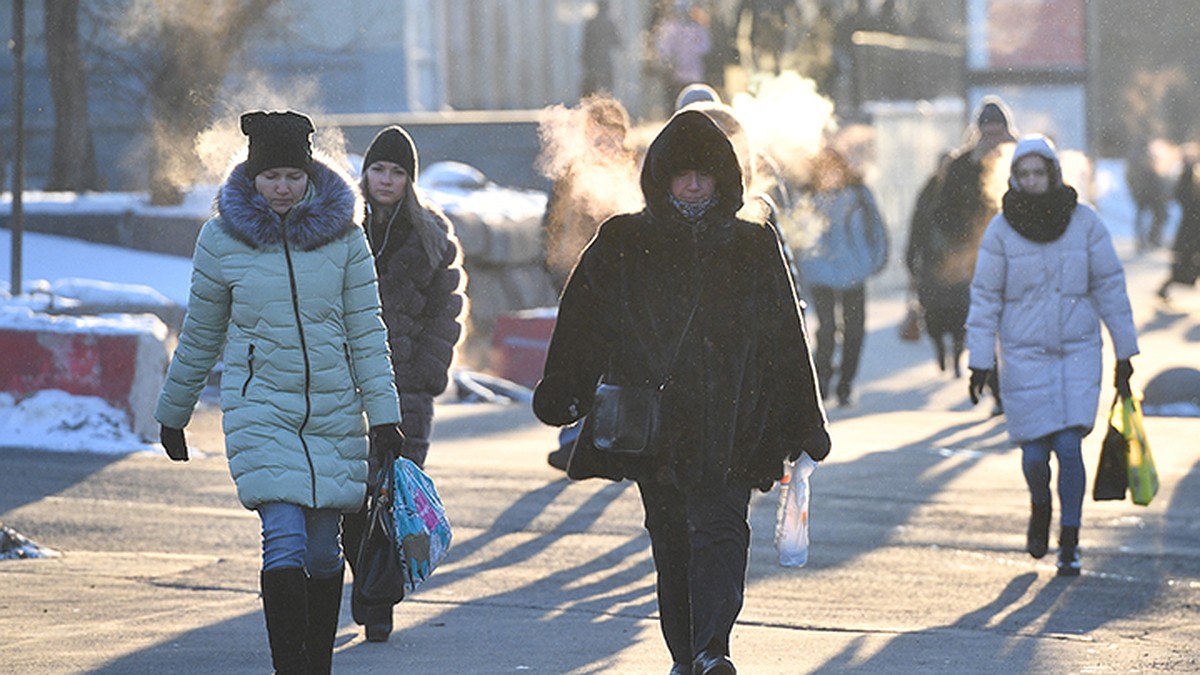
[966,134,1139,577]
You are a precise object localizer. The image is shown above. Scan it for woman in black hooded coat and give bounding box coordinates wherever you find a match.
[533,110,830,675]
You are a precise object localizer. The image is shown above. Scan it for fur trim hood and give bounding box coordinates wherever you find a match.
[216,157,360,251]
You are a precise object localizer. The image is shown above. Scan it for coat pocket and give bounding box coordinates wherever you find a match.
[241,343,256,397]
[343,342,362,395]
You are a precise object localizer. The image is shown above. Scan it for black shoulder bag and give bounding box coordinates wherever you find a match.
[591,287,703,455]
[353,461,407,608]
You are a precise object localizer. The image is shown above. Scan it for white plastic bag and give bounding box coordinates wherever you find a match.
[775,453,817,567]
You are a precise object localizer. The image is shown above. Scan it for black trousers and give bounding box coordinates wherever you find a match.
[811,284,866,395]
[637,478,752,664]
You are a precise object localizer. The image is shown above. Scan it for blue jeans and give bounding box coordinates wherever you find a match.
[1020,427,1086,527]
[257,502,344,577]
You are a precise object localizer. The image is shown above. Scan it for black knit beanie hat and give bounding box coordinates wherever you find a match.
[362,126,418,179]
[241,110,314,177]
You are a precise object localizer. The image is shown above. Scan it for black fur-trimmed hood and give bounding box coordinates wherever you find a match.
[640,109,744,221]
[216,158,360,251]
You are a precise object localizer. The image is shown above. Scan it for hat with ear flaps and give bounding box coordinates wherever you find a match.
[241,110,315,177]
[362,125,418,180]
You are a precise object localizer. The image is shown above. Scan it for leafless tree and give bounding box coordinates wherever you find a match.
[108,0,282,205]
[45,0,102,191]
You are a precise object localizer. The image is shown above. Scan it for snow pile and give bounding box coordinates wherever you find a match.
[0,391,158,454]
[0,524,60,560]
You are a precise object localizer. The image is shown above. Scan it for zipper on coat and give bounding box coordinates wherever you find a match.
[241,343,256,397]
[282,237,318,507]
[343,342,361,395]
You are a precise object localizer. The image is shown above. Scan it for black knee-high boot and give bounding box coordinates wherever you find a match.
[1026,502,1051,559]
[306,570,344,675]
[1057,526,1081,576]
[261,568,310,675]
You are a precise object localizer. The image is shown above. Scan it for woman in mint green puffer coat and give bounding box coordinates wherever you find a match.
[154,110,401,675]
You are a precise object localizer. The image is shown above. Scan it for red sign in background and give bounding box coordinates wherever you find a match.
[987,0,1086,69]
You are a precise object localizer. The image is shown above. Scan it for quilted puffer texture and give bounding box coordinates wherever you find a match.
[156,159,400,511]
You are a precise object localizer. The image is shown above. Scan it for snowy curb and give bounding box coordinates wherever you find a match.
[0,306,169,440]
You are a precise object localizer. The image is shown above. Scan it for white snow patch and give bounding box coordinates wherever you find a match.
[0,391,158,454]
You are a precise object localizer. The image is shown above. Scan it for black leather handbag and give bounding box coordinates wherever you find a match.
[591,382,662,454]
[591,289,702,456]
[352,462,406,608]
[1093,395,1129,502]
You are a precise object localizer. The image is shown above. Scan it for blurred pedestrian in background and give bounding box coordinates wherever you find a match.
[911,97,1015,412]
[1158,145,1200,302]
[341,124,466,641]
[155,110,404,674]
[967,134,1139,577]
[797,146,889,407]
[580,0,621,97]
[653,1,712,117]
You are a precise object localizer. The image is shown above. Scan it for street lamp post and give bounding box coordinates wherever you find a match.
[10,0,25,296]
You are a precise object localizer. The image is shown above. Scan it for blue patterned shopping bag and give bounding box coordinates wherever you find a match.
[391,457,452,592]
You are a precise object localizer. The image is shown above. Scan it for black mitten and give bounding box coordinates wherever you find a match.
[160,425,189,462]
[370,424,406,460]
[1115,359,1134,398]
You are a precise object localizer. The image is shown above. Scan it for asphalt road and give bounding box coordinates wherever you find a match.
[1,245,1197,674]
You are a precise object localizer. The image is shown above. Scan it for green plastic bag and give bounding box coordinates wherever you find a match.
[1117,394,1159,507]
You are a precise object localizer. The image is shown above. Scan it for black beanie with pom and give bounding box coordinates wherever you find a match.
[241,110,314,177]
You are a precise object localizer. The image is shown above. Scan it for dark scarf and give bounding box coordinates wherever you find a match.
[670,194,719,223]
[1002,185,1078,243]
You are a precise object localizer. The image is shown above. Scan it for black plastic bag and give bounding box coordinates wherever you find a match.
[1092,398,1128,502]
[352,463,406,607]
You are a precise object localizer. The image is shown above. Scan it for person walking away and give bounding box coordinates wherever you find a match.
[580,0,622,96]
[797,147,889,407]
[155,110,404,674]
[342,124,467,641]
[654,2,712,117]
[966,134,1139,576]
[1157,148,1200,302]
[533,110,830,675]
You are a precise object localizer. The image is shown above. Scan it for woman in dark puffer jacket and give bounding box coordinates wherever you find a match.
[341,125,467,642]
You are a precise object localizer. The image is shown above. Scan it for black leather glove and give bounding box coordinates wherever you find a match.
[370,424,406,461]
[160,425,188,462]
[968,368,992,405]
[1115,359,1134,399]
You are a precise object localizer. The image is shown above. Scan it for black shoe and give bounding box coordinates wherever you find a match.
[693,651,736,675]
[1057,526,1081,576]
[547,444,571,471]
[1026,502,1051,559]
[836,381,852,408]
[364,604,393,642]
[668,662,691,675]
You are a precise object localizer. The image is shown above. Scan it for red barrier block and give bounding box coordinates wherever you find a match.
[489,308,556,389]
[0,315,168,439]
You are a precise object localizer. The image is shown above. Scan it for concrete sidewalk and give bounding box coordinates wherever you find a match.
[2,243,1198,674]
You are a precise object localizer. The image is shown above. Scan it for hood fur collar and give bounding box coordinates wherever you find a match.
[217,158,359,251]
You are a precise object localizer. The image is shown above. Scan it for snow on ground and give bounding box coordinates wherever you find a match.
[0,391,158,454]
[0,158,1193,455]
